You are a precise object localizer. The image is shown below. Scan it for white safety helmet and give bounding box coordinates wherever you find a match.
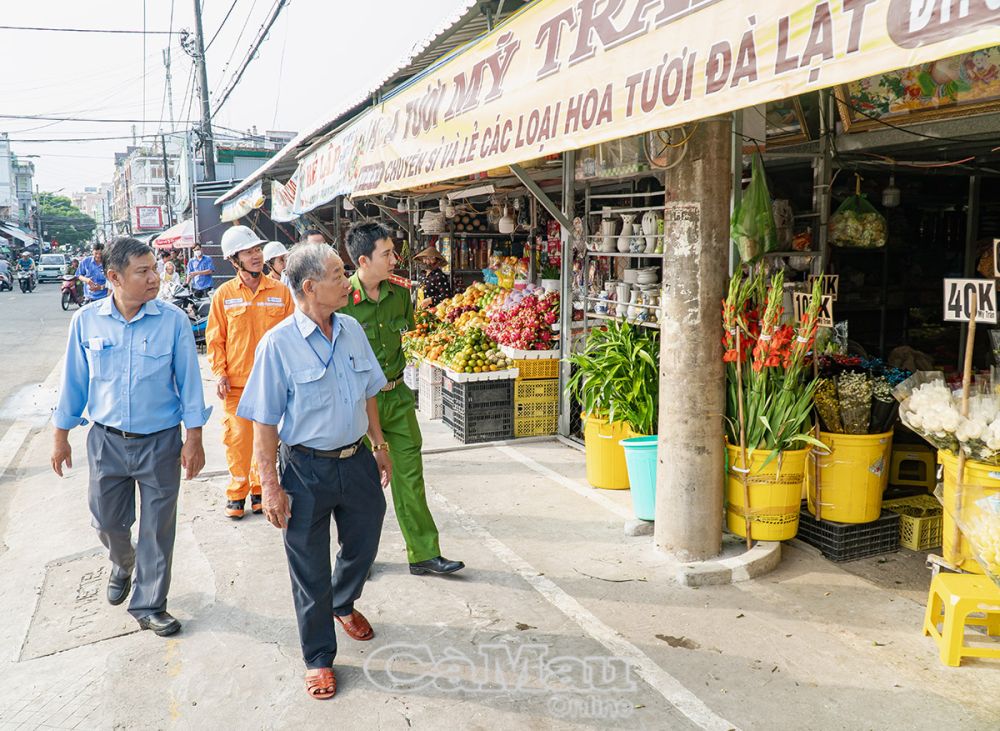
[263,241,289,262]
[220,225,266,258]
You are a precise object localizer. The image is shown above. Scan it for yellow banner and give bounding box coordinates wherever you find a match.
[293,0,999,210]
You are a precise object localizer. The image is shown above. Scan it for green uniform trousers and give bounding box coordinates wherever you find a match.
[376,384,441,563]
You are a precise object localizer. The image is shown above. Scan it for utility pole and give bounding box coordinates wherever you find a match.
[655,116,732,562]
[192,0,217,181]
[160,134,175,227]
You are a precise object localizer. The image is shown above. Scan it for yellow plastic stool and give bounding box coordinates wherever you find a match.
[922,573,1000,667]
[889,445,936,491]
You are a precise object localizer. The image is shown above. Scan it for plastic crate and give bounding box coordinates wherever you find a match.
[444,402,513,444]
[404,363,419,390]
[514,400,558,437]
[796,504,900,562]
[419,360,443,385]
[442,376,513,412]
[418,377,442,420]
[514,358,560,380]
[514,378,559,405]
[883,494,943,551]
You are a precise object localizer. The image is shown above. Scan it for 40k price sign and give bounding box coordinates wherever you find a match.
[943,279,998,324]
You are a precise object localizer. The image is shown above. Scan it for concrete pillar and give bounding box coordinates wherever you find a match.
[654,117,732,562]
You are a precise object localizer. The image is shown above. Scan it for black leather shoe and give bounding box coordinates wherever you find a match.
[107,574,131,606]
[137,612,182,637]
[409,556,465,576]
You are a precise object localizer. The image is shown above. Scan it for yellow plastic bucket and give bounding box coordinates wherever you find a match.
[726,444,808,541]
[939,450,1000,573]
[584,415,636,490]
[806,431,893,524]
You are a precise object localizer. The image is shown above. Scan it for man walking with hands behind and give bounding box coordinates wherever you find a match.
[238,243,391,700]
[50,237,210,637]
[207,225,295,519]
[342,222,464,576]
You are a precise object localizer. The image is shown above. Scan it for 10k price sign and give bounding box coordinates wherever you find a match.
[943,279,998,324]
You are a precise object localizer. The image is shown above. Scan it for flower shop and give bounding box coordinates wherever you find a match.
[213,2,1000,663]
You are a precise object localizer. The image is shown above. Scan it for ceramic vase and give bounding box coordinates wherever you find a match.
[617,214,635,253]
[601,218,617,252]
[615,282,630,318]
[642,211,661,253]
[627,288,642,321]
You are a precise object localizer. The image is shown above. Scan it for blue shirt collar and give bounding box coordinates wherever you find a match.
[293,307,341,342]
[97,295,162,323]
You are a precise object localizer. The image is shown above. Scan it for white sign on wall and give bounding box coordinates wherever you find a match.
[943,278,997,324]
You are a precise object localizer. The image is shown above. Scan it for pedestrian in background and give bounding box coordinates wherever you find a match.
[50,236,210,637]
[303,229,326,245]
[206,225,295,519]
[159,260,182,300]
[76,242,108,301]
[342,222,464,577]
[263,241,290,285]
[185,243,215,297]
[238,242,391,700]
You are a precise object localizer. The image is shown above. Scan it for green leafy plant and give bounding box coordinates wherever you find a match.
[567,320,658,435]
[540,263,560,279]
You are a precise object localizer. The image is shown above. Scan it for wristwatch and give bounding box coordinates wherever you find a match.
[372,442,390,453]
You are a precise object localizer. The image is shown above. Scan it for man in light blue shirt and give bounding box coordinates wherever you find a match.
[237,242,391,700]
[76,243,109,301]
[185,244,215,297]
[51,236,211,638]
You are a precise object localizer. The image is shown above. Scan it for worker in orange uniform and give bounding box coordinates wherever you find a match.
[207,225,295,519]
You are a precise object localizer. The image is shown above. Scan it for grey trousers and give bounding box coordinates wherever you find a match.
[87,424,183,619]
[278,443,386,669]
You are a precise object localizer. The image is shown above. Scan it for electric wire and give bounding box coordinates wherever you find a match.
[212,0,289,118]
[211,0,261,100]
[206,0,241,51]
[0,24,178,34]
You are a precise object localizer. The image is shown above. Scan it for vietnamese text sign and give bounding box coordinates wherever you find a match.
[135,206,162,231]
[292,0,1000,212]
[944,278,998,323]
[809,274,839,301]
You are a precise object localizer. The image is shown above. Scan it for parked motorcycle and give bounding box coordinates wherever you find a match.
[16,269,36,293]
[60,275,87,310]
[170,286,211,351]
[0,270,11,292]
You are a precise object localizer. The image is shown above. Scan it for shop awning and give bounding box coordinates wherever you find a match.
[220,180,265,223]
[153,219,196,249]
[282,0,998,214]
[0,223,36,244]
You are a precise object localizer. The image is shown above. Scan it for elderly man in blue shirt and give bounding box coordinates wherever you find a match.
[76,242,109,301]
[237,242,391,701]
[51,236,211,638]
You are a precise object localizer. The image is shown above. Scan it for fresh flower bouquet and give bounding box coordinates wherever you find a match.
[813,356,910,434]
[723,269,825,458]
[893,371,1000,463]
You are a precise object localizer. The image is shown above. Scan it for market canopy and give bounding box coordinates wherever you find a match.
[220,180,265,223]
[281,0,997,216]
[0,223,36,244]
[152,219,196,249]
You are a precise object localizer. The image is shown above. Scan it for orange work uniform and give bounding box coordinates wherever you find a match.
[206,274,295,501]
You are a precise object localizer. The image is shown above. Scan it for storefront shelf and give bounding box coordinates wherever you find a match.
[583,250,664,259]
[586,312,660,329]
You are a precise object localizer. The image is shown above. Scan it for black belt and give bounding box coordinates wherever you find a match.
[291,438,364,460]
[95,422,175,440]
[380,372,405,392]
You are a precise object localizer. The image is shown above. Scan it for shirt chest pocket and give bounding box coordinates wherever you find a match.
[348,357,375,402]
[137,338,172,381]
[290,367,332,407]
[84,343,122,381]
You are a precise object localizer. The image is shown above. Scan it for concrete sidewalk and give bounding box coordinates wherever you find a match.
[0,366,998,729]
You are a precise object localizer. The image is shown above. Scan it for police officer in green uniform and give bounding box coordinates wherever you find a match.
[342,222,464,576]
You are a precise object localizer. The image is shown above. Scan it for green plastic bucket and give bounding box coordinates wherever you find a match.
[620,436,657,520]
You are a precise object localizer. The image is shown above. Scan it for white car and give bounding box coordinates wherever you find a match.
[37,254,68,282]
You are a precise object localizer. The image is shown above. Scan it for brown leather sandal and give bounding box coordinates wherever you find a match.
[334,610,374,641]
[305,668,336,700]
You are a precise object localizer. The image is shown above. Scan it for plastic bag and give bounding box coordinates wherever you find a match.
[829,194,887,248]
[937,483,1000,587]
[731,154,777,262]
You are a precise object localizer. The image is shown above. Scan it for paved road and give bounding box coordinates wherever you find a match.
[0,281,75,433]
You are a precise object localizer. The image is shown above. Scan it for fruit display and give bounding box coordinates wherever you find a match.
[433,282,497,321]
[403,323,455,363]
[441,327,515,374]
[485,291,560,351]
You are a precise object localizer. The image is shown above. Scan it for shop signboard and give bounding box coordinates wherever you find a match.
[135,206,162,231]
[291,0,999,211]
[270,176,298,223]
[943,278,998,324]
[793,290,834,328]
[993,238,1000,279]
[220,180,265,223]
[808,274,839,301]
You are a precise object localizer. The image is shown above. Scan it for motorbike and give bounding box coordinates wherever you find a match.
[0,270,11,292]
[16,269,36,293]
[60,275,87,310]
[170,286,211,351]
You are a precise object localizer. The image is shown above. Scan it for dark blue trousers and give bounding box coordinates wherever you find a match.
[279,443,386,669]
